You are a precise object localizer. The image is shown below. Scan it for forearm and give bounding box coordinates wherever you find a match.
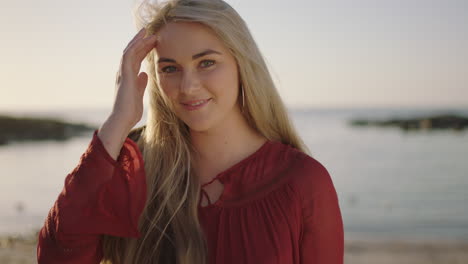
[98,114,134,161]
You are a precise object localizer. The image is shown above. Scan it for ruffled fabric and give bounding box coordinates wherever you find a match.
[197,140,344,264]
[37,132,344,264]
[37,130,146,264]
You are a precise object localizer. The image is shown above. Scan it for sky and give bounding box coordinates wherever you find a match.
[0,0,467,110]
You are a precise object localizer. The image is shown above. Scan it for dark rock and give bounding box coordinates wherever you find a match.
[0,114,97,145]
[349,114,468,131]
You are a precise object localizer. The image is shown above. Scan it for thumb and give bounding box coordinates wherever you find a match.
[137,72,149,92]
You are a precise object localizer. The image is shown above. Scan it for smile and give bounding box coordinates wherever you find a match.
[181,98,212,111]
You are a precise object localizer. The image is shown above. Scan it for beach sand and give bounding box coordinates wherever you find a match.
[1,231,468,263]
[0,232,37,264]
[345,239,468,264]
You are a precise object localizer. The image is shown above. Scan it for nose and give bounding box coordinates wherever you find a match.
[180,69,201,95]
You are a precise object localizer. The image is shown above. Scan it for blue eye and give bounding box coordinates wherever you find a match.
[161,66,177,73]
[160,60,214,73]
[200,60,215,68]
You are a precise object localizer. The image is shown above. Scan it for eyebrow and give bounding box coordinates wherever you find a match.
[157,49,222,63]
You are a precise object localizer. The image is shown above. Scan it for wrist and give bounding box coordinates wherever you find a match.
[107,113,134,133]
[99,116,132,142]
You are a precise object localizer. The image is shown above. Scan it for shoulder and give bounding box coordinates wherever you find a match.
[266,142,334,197]
[292,153,333,194]
[269,142,335,200]
[284,150,340,221]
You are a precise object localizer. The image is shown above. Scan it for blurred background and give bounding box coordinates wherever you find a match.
[1,0,467,263]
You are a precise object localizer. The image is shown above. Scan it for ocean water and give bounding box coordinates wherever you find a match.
[1,107,467,242]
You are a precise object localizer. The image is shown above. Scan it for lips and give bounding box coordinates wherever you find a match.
[181,98,211,106]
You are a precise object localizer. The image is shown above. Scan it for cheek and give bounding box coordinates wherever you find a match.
[158,75,180,99]
[202,64,239,98]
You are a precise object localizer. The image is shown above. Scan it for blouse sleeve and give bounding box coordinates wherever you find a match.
[37,130,147,264]
[293,156,344,264]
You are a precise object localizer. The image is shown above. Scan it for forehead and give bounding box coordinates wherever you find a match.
[155,22,226,59]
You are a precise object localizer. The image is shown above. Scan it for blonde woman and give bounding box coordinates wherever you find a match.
[37,0,344,263]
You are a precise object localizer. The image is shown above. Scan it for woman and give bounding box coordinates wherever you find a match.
[37,0,344,263]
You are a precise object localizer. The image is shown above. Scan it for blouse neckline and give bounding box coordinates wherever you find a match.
[198,139,274,209]
[201,139,272,188]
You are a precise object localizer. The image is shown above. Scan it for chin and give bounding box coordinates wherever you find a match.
[182,117,215,133]
[186,123,213,133]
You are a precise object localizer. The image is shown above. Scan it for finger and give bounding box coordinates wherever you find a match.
[134,34,158,56]
[123,28,147,53]
[133,36,158,66]
[137,72,149,91]
[123,33,156,58]
[136,27,146,37]
[121,34,157,74]
[125,34,157,65]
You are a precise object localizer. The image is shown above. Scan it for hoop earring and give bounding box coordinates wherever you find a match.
[241,85,245,108]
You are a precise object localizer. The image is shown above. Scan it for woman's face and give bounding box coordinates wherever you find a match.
[154,22,241,132]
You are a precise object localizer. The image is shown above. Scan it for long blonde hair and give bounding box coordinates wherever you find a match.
[100,0,309,263]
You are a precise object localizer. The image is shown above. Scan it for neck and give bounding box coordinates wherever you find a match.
[190,108,267,184]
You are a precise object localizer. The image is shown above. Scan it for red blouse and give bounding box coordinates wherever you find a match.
[37,130,344,263]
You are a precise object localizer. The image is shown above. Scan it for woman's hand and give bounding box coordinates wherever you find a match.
[112,27,158,129]
[98,28,157,160]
